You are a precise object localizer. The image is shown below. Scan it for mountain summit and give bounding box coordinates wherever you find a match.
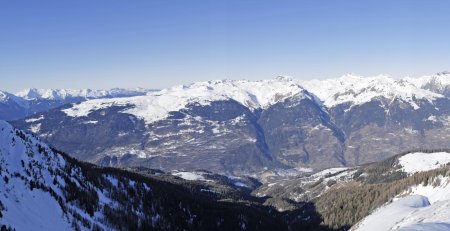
[9,73,450,175]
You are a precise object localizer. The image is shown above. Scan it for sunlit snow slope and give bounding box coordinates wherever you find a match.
[0,120,152,230]
[61,77,314,124]
[353,152,450,231]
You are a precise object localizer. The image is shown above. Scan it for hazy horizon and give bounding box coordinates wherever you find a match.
[3,71,450,93]
[2,1,450,92]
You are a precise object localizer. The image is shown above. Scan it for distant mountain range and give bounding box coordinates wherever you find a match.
[7,72,450,175]
[0,88,156,121]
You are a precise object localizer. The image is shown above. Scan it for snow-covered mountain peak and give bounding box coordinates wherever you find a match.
[1,90,18,102]
[17,88,72,100]
[336,73,365,82]
[0,90,28,107]
[162,77,309,108]
[15,88,152,100]
[302,74,442,108]
[15,88,42,100]
[63,78,313,124]
[0,90,9,102]
[403,72,450,96]
[436,70,450,76]
[275,75,295,81]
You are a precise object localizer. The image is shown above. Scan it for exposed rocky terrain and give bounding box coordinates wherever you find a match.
[3,120,450,230]
[11,72,450,176]
[0,120,330,231]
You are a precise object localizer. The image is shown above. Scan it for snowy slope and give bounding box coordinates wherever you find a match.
[353,176,450,231]
[0,120,154,230]
[5,72,450,122]
[62,77,315,124]
[0,121,73,230]
[0,88,155,121]
[352,151,450,231]
[10,73,450,124]
[0,90,28,107]
[403,71,450,95]
[0,91,12,103]
[0,120,76,230]
[354,152,450,231]
[398,152,450,175]
[352,195,432,231]
[172,171,207,181]
[301,74,442,109]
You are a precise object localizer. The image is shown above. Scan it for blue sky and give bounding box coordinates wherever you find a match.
[1,1,450,92]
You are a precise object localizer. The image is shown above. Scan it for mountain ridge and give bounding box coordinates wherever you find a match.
[3,71,450,121]
[0,88,155,121]
[10,71,450,175]
[15,88,155,100]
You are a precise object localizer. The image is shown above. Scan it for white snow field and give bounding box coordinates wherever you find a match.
[60,73,450,126]
[398,152,450,175]
[62,77,315,124]
[354,175,450,230]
